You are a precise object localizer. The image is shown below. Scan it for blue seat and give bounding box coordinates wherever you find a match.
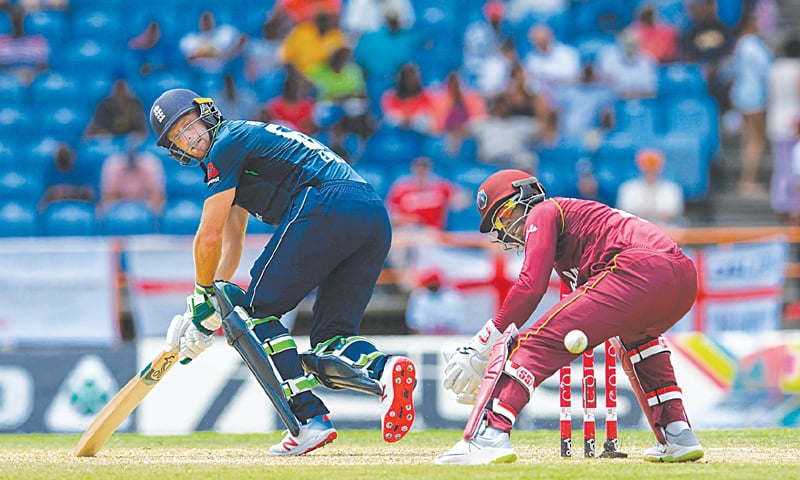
[361,127,423,168]
[446,206,480,232]
[58,39,123,72]
[353,163,395,199]
[0,169,44,204]
[0,201,39,237]
[0,74,25,107]
[100,200,156,236]
[613,98,662,137]
[159,199,202,235]
[594,132,640,204]
[535,141,588,198]
[138,71,196,107]
[252,66,286,102]
[658,63,707,97]
[42,200,97,236]
[663,94,720,157]
[24,10,70,42]
[0,107,34,139]
[40,107,89,140]
[71,8,124,45]
[652,132,710,201]
[29,72,81,106]
[164,163,207,200]
[448,162,502,196]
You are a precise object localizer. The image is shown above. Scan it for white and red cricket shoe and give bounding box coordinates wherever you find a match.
[379,356,416,443]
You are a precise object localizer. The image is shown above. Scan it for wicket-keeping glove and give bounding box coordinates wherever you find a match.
[442,318,503,401]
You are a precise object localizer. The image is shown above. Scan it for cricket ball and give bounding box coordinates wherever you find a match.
[564,329,588,354]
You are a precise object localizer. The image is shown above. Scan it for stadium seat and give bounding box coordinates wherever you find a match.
[42,200,97,236]
[71,8,124,45]
[448,162,501,197]
[0,169,44,204]
[353,163,396,199]
[100,200,156,236]
[0,74,24,107]
[658,63,707,97]
[535,141,588,198]
[164,162,207,200]
[159,199,202,235]
[612,98,662,137]
[40,106,90,140]
[446,206,480,232]
[24,9,69,42]
[663,94,720,157]
[594,132,640,204]
[0,201,39,237]
[0,107,34,140]
[29,72,81,106]
[652,131,710,201]
[360,127,423,168]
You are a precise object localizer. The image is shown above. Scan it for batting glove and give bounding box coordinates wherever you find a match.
[166,312,215,364]
[187,283,222,335]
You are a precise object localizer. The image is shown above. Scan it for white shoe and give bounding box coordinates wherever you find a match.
[435,425,517,465]
[643,428,704,463]
[379,356,416,443]
[269,414,337,456]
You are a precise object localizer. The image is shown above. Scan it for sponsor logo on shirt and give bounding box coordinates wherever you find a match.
[206,162,220,185]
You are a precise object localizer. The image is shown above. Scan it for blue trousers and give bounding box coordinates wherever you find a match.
[246,180,391,421]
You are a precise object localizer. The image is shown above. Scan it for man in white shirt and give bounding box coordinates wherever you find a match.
[616,148,685,227]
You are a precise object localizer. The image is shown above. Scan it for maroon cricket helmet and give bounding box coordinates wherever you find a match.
[475,169,538,233]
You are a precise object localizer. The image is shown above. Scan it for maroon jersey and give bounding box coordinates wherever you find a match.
[494,197,681,330]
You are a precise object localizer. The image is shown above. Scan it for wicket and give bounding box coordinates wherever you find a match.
[559,340,628,458]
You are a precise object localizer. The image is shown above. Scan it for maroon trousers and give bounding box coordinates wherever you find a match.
[488,247,698,431]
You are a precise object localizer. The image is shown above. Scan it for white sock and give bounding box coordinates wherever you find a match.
[665,420,690,436]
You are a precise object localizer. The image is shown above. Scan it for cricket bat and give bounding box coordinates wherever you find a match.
[73,347,179,457]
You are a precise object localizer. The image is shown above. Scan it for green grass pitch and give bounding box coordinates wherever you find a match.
[2,429,799,480]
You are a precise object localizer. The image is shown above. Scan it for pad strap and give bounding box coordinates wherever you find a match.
[628,337,669,365]
[490,399,519,426]
[646,385,683,406]
[282,373,320,398]
[261,333,297,355]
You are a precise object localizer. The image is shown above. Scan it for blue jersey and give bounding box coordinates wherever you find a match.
[204,120,365,224]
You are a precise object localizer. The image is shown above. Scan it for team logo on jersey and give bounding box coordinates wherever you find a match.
[476,190,488,210]
[206,162,220,184]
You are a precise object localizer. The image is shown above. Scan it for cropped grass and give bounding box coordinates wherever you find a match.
[2,429,799,480]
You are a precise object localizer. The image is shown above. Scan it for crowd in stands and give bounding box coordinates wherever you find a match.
[0,0,794,238]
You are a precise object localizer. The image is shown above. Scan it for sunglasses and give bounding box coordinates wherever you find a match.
[492,199,518,231]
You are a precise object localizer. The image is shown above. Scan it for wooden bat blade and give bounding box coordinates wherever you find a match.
[73,348,179,457]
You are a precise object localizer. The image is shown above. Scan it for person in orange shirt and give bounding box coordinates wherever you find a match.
[279,10,347,75]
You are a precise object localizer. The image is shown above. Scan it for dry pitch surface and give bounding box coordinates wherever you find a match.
[2,429,799,479]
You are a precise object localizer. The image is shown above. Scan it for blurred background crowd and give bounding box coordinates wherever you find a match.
[0,0,796,239]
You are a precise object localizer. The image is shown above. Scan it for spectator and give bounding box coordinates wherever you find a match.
[256,65,318,134]
[353,9,424,83]
[127,20,170,76]
[385,156,467,230]
[630,4,679,64]
[279,10,347,75]
[40,143,95,210]
[470,94,537,170]
[99,143,165,215]
[499,62,557,142]
[405,269,468,335]
[616,148,685,227]
[552,62,615,144]
[575,157,604,203]
[681,0,734,112]
[19,0,68,10]
[431,70,487,156]
[782,121,800,225]
[211,72,260,121]
[342,0,414,39]
[307,46,375,147]
[243,15,284,84]
[84,78,148,138]
[596,28,658,99]
[179,10,247,76]
[461,1,512,96]
[730,14,772,197]
[768,35,800,222]
[0,5,49,86]
[380,62,437,134]
[522,24,581,91]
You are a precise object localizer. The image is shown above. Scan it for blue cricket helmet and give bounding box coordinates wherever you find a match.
[149,88,223,165]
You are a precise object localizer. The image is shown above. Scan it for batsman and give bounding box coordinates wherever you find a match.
[436,169,704,464]
[149,89,416,456]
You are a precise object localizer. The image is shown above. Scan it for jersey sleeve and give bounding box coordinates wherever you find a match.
[493,200,561,331]
[205,129,248,198]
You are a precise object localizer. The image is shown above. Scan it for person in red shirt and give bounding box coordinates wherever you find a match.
[631,5,679,64]
[257,65,318,134]
[435,169,704,464]
[385,156,467,230]
[381,62,437,134]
